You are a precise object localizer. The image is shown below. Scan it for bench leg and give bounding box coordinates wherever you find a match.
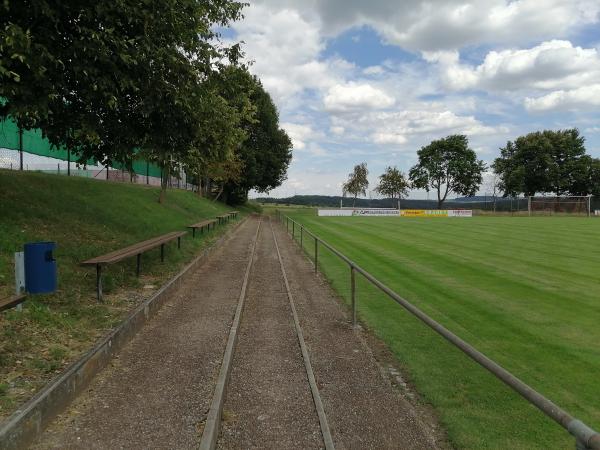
[192,228,196,238]
[178,236,181,249]
[136,254,141,277]
[161,244,165,262]
[96,264,103,302]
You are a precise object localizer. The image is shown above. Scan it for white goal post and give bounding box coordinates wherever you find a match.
[528,195,593,217]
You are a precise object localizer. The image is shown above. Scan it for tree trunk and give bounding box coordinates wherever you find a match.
[213,184,224,202]
[159,164,169,204]
[196,164,202,197]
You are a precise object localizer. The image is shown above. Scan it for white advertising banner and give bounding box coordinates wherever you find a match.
[318,209,354,216]
[447,210,473,217]
[317,209,399,216]
[352,209,399,216]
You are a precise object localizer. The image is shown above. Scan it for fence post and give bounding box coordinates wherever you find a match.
[351,265,357,327]
[18,127,23,171]
[292,220,295,239]
[300,226,303,248]
[67,148,71,176]
[286,217,289,233]
[314,238,318,274]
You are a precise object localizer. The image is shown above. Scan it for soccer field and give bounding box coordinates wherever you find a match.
[285,210,600,449]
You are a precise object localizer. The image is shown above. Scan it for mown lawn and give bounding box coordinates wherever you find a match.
[0,170,249,419]
[285,209,600,449]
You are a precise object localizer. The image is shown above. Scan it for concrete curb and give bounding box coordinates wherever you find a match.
[0,217,248,450]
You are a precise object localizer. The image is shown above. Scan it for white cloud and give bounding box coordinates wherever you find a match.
[363,65,385,75]
[371,132,408,145]
[525,84,600,111]
[281,122,316,150]
[256,0,599,52]
[324,82,395,112]
[330,125,345,135]
[231,4,342,103]
[438,40,600,91]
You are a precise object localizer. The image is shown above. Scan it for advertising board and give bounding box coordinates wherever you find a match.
[400,209,472,217]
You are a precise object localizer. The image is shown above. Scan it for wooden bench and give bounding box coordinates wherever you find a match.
[216,213,231,225]
[0,293,27,313]
[81,231,187,301]
[188,219,217,238]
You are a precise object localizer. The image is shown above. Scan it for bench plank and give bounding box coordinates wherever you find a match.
[188,219,217,229]
[81,231,186,266]
[0,294,27,313]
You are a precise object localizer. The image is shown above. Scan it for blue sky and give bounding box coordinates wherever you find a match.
[229,0,600,198]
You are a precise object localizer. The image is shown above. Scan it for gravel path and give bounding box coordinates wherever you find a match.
[32,218,260,450]
[217,219,323,450]
[271,222,445,450]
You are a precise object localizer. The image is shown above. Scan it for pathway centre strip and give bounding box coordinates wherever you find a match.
[269,219,335,450]
[199,218,262,450]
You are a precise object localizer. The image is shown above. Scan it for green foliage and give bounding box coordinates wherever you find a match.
[493,129,593,197]
[374,166,410,206]
[343,162,369,206]
[409,135,485,208]
[218,68,292,204]
[0,0,245,170]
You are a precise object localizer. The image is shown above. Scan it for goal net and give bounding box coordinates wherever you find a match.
[528,196,592,216]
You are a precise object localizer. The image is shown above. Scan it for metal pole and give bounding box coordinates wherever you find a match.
[351,265,356,326]
[528,196,531,217]
[67,148,71,176]
[314,238,318,274]
[146,161,149,185]
[18,127,23,171]
[106,165,109,180]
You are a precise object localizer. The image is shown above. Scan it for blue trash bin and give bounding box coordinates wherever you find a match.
[24,242,57,294]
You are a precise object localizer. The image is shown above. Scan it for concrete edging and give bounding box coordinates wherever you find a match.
[0,217,248,450]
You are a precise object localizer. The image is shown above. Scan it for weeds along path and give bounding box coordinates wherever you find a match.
[32,218,261,450]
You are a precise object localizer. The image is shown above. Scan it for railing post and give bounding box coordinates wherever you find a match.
[314,238,318,274]
[300,226,303,248]
[292,220,295,239]
[351,265,357,327]
[286,217,289,232]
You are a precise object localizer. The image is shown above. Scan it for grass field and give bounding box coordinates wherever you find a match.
[0,170,250,419]
[285,209,600,449]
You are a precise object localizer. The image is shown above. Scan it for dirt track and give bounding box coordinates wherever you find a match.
[32,215,444,449]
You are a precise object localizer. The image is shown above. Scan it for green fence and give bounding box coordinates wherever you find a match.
[0,116,163,178]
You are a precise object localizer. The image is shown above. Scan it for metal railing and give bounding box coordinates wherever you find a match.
[276,210,600,450]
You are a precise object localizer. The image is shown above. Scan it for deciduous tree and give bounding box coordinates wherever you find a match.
[409,135,485,208]
[343,163,369,207]
[493,129,589,197]
[374,166,410,209]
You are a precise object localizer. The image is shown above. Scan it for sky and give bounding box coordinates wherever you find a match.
[227,0,600,199]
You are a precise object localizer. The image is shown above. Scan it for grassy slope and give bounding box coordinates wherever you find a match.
[0,170,246,418]
[286,209,600,449]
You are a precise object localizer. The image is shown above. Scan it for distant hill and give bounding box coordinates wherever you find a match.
[255,194,526,211]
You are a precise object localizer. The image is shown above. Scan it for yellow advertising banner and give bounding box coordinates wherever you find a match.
[400,209,449,217]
